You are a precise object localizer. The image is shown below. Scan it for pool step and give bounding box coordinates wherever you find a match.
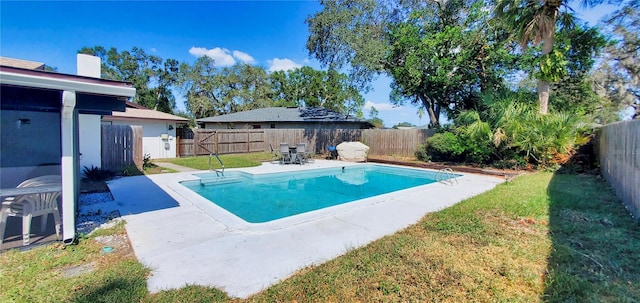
[199,176,244,186]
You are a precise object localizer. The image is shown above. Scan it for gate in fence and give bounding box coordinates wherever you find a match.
[177,128,265,157]
[101,125,143,172]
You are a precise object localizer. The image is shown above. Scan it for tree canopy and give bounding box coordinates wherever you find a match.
[591,0,639,119]
[78,0,635,127]
[307,0,622,125]
[270,66,365,117]
[78,46,365,120]
[178,60,365,119]
[495,0,603,114]
[78,46,177,113]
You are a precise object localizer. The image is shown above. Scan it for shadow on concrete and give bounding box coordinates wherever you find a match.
[107,175,179,215]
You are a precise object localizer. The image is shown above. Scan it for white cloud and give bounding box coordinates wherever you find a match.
[268,58,302,72]
[189,47,236,66]
[150,47,157,53]
[364,100,399,111]
[232,50,255,64]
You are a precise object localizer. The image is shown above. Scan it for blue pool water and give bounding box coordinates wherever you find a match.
[181,165,452,223]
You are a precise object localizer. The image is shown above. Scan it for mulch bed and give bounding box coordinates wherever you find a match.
[367,156,523,179]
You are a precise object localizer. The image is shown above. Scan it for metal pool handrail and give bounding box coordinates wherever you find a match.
[436,168,458,185]
[209,153,225,177]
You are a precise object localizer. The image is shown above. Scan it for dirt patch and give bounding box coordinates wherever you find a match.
[92,230,136,265]
[64,262,97,278]
[94,233,131,254]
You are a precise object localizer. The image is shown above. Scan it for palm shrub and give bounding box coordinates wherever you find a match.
[452,111,494,164]
[82,165,114,181]
[418,89,590,168]
[506,111,587,167]
[483,91,588,168]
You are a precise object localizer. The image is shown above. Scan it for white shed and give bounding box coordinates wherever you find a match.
[102,102,189,159]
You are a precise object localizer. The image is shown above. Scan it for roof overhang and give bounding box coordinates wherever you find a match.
[0,66,135,98]
[103,116,189,123]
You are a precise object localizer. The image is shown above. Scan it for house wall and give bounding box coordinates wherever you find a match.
[0,110,61,187]
[107,120,177,159]
[78,114,101,170]
[203,122,366,130]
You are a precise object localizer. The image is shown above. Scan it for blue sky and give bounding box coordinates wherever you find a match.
[0,1,617,127]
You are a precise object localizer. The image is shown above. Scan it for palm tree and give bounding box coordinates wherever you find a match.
[495,0,602,114]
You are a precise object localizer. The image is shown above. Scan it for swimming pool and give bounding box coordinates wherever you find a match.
[180,165,457,223]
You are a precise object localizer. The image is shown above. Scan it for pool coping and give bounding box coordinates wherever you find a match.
[168,163,466,232]
[107,160,504,298]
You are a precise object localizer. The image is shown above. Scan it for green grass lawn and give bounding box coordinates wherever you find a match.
[1,172,638,302]
[157,152,274,170]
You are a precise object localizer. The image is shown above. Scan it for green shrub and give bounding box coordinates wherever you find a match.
[415,145,431,162]
[422,132,465,162]
[461,138,493,164]
[82,166,114,181]
[417,129,492,164]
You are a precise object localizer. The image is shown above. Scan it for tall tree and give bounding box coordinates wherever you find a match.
[178,56,219,119]
[591,0,639,119]
[268,67,365,116]
[547,24,609,120]
[306,0,391,90]
[78,46,178,113]
[367,106,384,128]
[495,0,602,114]
[387,1,514,126]
[180,60,272,118]
[218,64,272,113]
[307,0,516,127]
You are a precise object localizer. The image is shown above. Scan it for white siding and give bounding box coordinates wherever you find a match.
[109,120,178,159]
[78,114,101,169]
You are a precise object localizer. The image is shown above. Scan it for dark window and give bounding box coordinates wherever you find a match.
[252,125,261,129]
[270,124,276,129]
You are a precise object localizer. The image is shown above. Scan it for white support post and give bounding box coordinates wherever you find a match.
[61,90,77,244]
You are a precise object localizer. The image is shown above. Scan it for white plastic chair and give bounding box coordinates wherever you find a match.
[0,175,62,249]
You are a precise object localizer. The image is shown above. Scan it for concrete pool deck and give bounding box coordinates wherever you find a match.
[107,160,504,298]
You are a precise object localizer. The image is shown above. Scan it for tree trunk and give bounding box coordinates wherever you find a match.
[538,80,550,114]
[418,94,440,127]
[538,17,556,115]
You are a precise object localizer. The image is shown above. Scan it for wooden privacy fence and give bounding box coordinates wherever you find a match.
[178,128,434,157]
[101,125,143,172]
[598,120,640,220]
[263,128,434,156]
[177,128,264,156]
[361,129,435,156]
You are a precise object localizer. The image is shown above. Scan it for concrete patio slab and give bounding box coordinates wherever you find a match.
[108,160,504,298]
